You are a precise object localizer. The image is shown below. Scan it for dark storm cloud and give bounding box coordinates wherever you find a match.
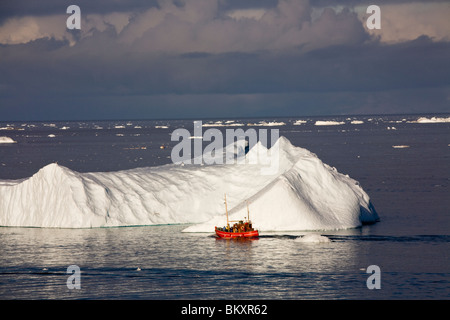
[0,0,279,23]
[0,0,157,22]
[310,0,450,5]
[0,0,449,120]
[2,33,447,96]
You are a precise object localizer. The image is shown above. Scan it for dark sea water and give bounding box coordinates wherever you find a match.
[0,114,449,300]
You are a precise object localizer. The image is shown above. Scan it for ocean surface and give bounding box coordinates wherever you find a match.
[0,114,449,300]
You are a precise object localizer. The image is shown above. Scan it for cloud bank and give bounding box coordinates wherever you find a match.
[0,0,449,120]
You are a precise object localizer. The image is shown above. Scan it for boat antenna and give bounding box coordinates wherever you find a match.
[225,193,229,226]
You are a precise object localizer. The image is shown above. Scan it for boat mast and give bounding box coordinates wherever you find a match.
[225,193,229,226]
[246,201,250,221]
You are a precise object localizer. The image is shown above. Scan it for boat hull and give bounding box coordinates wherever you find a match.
[215,228,259,239]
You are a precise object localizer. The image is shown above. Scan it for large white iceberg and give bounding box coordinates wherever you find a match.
[0,137,378,230]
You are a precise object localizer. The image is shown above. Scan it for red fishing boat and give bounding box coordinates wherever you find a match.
[215,227,259,238]
[215,194,259,239]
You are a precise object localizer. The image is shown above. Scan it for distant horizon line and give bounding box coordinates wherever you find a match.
[1,111,449,123]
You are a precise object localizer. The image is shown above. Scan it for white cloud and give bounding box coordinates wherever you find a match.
[356,2,450,43]
[0,0,363,52]
[0,11,133,46]
[121,0,366,53]
[1,0,447,53]
[0,15,71,45]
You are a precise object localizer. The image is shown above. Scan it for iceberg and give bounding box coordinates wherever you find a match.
[0,136,16,144]
[314,120,345,126]
[408,116,450,124]
[247,121,286,126]
[0,137,379,230]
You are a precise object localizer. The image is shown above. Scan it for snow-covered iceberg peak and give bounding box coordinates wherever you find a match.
[0,163,112,228]
[184,136,378,232]
[0,136,379,229]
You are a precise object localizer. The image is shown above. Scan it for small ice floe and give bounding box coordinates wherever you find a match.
[247,121,286,126]
[295,234,331,243]
[392,145,410,149]
[293,120,307,125]
[0,136,17,144]
[203,122,244,127]
[48,134,56,138]
[314,121,345,126]
[136,267,141,271]
[202,121,222,127]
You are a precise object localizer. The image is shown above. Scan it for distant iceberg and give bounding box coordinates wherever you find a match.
[202,121,244,127]
[408,116,450,124]
[247,121,286,126]
[314,120,345,126]
[0,136,16,144]
[0,137,379,230]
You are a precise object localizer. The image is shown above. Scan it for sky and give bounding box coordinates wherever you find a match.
[0,0,449,121]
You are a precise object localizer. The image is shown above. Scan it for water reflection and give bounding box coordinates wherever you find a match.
[2,225,445,299]
[1,225,364,299]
